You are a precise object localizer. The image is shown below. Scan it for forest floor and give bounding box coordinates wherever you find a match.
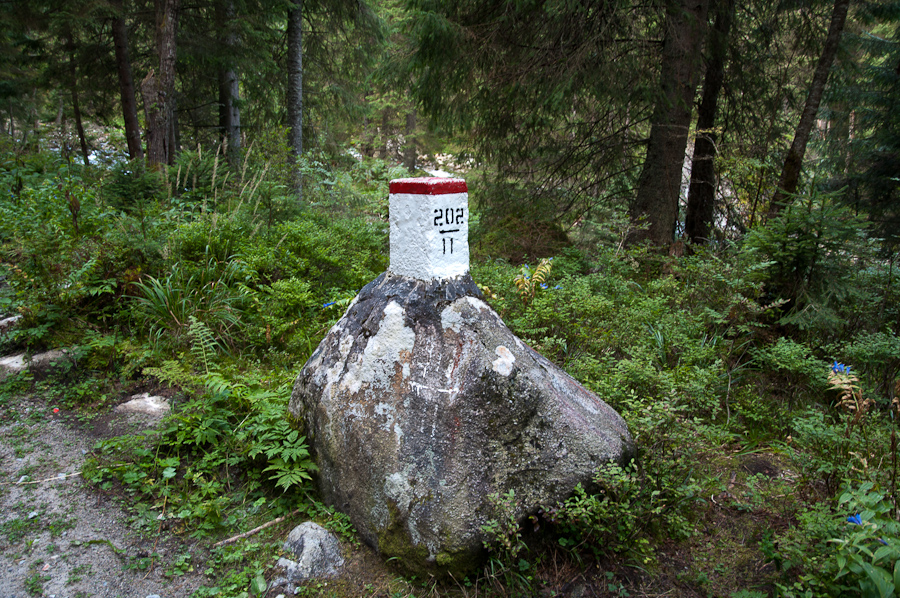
[0,388,207,598]
[0,363,787,598]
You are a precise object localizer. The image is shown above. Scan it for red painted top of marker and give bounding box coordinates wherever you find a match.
[389,177,467,195]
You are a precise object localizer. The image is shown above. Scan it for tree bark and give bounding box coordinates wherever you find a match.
[111,0,143,161]
[217,0,241,167]
[684,0,734,244]
[143,0,179,166]
[403,109,416,172]
[629,0,710,246]
[287,0,303,196]
[65,30,89,166]
[362,92,374,157]
[71,75,89,166]
[379,108,390,159]
[768,0,850,220]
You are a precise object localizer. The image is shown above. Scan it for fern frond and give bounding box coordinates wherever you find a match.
[188,316,220,375]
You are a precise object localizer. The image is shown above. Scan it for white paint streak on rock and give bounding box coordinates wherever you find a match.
[321,334,354,398]
[0,353,25,371]
[341,301,415,393]
[440,305,464,332]
[492,346,515,376]
[463,296,488,311]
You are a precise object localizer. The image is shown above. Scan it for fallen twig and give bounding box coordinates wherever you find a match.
[2,472,81,486]
[212,508,301,548]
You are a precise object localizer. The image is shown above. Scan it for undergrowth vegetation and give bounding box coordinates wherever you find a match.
[2,132,900,597]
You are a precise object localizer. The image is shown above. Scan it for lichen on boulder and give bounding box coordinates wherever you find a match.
[289,272,633,576]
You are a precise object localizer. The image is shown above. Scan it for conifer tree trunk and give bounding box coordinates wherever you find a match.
[684,0,734,244]
[66,30,89,166]
[71,78,89,166]
[768,0,850,220]
[111,0,143,161]
[143,0,179,166]
[403,109,416,172]
[629,0,710,246]
[218,0,240,167]
[379,109,390,159]
[287,0,303,197]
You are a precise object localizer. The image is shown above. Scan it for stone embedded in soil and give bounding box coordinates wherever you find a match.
[0,315,21,335]
[273,522,344,587]
[289,272,634,577]
[113,393,170,416]
[0,354,26,381]
[0,349,69,382]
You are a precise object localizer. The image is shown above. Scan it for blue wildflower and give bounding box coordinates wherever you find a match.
[832,362,848,374]
[322,301,336,308]
[554,285,562,290]
[540,283,548,289]
[847,514,862,525]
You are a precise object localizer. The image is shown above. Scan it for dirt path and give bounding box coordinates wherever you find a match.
[0,394,206,598]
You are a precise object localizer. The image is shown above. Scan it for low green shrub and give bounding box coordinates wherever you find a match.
[132,258,250,349]
[773,482,900,598]
[751,337,829,406]
[546,458,699,567]
[83,369,315,536]
[102,160,164,212]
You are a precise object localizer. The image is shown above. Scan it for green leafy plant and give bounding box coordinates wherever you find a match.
[513,258,553,306]
[132,258,249,348]
[84,367,315,535]
[545,460,696,566]
[481,490,534,594]
[773,483,900,598]
[832,483,900,598]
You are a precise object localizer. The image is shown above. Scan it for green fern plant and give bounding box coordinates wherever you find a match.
[188,316,220,375]
[513,258,553,305]
[142,360,194,389]
[237,385,317,492]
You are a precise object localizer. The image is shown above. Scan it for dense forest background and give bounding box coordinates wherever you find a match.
[1,0,900,596]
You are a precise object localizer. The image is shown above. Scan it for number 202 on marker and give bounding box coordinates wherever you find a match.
[434,208,465,227]
[434,207,465,255]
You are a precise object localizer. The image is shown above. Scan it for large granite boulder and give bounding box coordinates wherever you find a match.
[289,272,633,576]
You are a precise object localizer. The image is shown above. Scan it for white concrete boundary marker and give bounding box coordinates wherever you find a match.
[388,177,469,280]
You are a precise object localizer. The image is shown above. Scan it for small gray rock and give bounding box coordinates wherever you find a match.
[28,349,68,378]
[0,315,21,334]
[0,353,26,382]
[279,522,344,583]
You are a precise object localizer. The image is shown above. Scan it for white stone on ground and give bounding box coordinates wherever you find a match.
[114,393,170,416]
[0,315,21,334]
[0,349,68,381]
[270,522,344,592]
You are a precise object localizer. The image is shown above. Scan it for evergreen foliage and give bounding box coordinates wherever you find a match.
[1,0,900,593]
